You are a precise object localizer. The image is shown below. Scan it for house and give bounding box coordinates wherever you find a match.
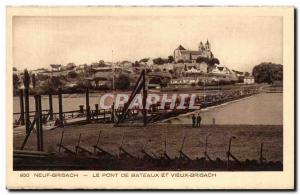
[244,76,255,84]
[210,64,232,75]
[148,83,161,89]
[31,68,50,75]
[169,77,199,85]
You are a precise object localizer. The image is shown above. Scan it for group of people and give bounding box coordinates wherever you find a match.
[192,114,202,128]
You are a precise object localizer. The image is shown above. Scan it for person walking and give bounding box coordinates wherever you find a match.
[196,114,202,127]
[192,114,196,128]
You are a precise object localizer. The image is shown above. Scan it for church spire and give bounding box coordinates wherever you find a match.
[199,41,204,51]
[205,39,210,50]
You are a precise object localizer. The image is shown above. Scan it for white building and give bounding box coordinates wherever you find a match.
[210,64,232,75]
[244,76,255,84]
[169,77,199,85]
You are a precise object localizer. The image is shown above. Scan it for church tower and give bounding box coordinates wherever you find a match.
[205,40,210,50]
[198,41,204,51]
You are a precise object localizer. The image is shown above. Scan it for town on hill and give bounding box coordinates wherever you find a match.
[12,40,282,95]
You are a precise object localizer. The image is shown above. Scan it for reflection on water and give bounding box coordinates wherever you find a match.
[13,94,103,114]
[167,93,283,125]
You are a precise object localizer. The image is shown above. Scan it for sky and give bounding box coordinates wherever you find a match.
[13,16,283,72]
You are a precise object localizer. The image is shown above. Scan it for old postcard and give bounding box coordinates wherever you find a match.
[6,6,294,189]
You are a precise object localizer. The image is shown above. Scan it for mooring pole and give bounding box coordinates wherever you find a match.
[34,95,41,151]
[95,104,99,118]
[58,131,64,152]
[111,103,115,123]
[103,109,106,122]
[79,105,84,114]
[260,142,264,164]
[24,87,30,134]
[75,133,82,156]
[205,135,209,154]
[86,88,90,122]
[58,88,63,127]
[204,134,213,164]
[19,89,25,125]
[95,104,98,114]
[142,70,147,126]
[48,93,53,120]
[227,136,236,169]
[38,95,44,151]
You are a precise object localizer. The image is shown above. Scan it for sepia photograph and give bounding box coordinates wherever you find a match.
[6,6,294,189]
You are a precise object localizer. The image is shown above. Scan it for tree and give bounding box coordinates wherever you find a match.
[115,74,130,90]
[196,57,219,66]
[184,64,188,71]
[169,69,174,75]
[149,77,162,85]
[66,62,76,70]
[37,74,50,81]
[68,71,78,79]
[50,76,62,87]
[196,57,208,64]
[13,74,20,89]
[31,73,36,88]
[139,58,149,63]
[23,69,30,89]
[132,61,140,67]
[244,72,250,77]
[153,57,167,65]
[211,58,220,65]
[252,62,283,84]
[154,68,161,72]
[50,64,61,70]
[99,60,106,67]
[168,55,174,63]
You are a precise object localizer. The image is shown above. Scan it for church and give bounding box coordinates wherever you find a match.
[173,40,214,63]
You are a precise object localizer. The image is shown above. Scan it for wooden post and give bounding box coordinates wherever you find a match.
[58,131,64,152]
[163,135,171,160]
[212,118,216,125]
[204,134,213,163]
[24,88,30,134]
[227,137,232,169]
[111,103,115,122]
[75,133,82,156]
[142,70,147,126]
[19,89,25,125]
[79,105,84,114]
[35,95,41,151]
[86,88,90,122]
[95,104,99,118]
[260,143,265,164]
[48,94,53,120]
[103,109,106,122]
[205,135,208,154]
[38,95,44,151]
[227,136,236,169]
[58,88,63,126]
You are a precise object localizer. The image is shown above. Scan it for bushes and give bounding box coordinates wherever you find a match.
[153,57,168,65]
[115,74,130,90]
[196,57,219,66]
[198,79,235,86]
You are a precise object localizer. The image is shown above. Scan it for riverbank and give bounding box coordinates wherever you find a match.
[14,123,283,171]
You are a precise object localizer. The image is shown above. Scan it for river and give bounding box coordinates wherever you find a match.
[165,92,283,125]
[13,92,282,125]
